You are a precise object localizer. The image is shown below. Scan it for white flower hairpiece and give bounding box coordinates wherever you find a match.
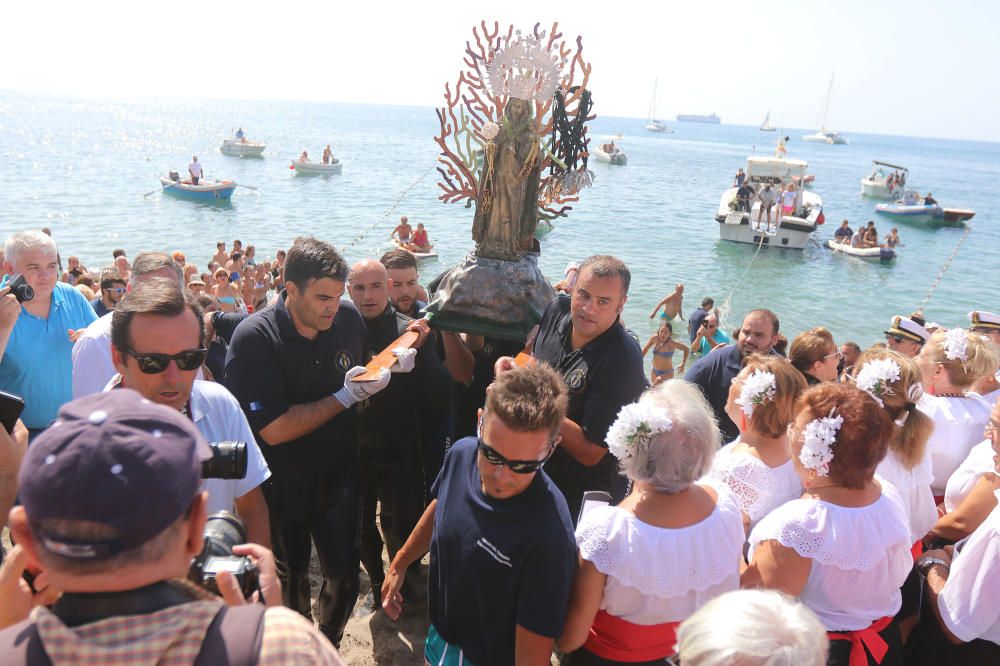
[944,328,969,362]
[735,370,777,418]
[606,402,673,463]
[894,381,925,427]
[798,409,843,477]
[854,358,902,407]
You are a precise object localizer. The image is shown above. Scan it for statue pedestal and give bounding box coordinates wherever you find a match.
[424,253,554,341]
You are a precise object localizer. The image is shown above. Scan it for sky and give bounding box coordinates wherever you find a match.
[3,0,997,142]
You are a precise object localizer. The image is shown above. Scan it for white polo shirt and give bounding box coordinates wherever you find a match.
[189,161,203,178]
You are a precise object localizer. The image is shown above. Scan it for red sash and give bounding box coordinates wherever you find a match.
[583,610,678,662]
[910,540,924,562]
[827,616,893,666]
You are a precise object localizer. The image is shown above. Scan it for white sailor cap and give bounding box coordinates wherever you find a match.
[968,311,1000,331]
[884,316,930,344]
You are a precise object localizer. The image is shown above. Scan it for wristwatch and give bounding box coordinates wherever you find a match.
[918,556,950,576]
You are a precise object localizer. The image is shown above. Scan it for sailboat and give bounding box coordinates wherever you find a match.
[803,73,848,144]
[645,79,673,133]
[759,110,776,132]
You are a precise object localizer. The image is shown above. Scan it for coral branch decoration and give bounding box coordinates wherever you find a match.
[434,21,594,222]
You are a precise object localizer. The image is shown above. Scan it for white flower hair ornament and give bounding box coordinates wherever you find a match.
[854,358,902,408]
[606,402,673,464]
[798,409,844,478]
[944,328,969,362]
[735,370,777,418]
[894,381,924,427]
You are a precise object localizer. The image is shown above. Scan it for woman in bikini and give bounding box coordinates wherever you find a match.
[211,267,243,314]
[642,322,689,385]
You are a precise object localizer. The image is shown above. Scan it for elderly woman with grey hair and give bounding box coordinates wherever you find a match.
[558,380,744,665]
[676,589,828,665]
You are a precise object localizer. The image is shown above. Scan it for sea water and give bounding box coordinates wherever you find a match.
[1,92,997,360]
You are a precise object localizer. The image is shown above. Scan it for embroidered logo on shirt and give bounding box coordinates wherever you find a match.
[335,351,354,373]
[476,537,512,568]
[566,367,587,393]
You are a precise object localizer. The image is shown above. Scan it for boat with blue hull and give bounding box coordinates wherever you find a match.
[876,191,942,225]
[160,176,236,202]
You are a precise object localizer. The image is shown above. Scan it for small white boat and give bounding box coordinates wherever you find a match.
[394,241,438,261]
[592,141,627,165]
[220,138,265,158]
[760,110,776,132]
[290,159,343,175]
[876,191,943,225]
[803,74,848,144]
[861,161,907,199]
[645,79,674,133]
[827,239,896,261]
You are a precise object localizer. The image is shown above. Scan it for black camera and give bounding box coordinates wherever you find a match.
[7,275,34,304]
[201,441,248,479]
[188,512,259,598]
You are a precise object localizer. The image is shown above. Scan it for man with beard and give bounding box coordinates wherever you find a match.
[90,269,127,317]
[348,258,450,602]
[685,309,781,443]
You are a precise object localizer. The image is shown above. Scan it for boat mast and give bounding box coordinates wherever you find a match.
[819,72,834,131]
[648,79,658,123]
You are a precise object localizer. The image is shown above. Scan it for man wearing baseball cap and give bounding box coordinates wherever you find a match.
[0,390,342,664]
[884,315,930,358]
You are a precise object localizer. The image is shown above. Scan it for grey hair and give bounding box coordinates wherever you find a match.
[4,230,58,266]
[676,589,828,666]
[617,380,719,493]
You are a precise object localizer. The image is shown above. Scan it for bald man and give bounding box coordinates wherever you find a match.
[347,259,451,602]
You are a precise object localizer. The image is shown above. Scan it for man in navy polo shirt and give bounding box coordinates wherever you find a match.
[381,365,577,665]
[225,236,413,647]
[0,230,97,438]
[498,255,647,522]
[684,308,780,443]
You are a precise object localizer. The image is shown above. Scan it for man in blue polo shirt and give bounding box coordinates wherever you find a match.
[381,365,577,665]
[684,308,780,443]
[0,230,97,437]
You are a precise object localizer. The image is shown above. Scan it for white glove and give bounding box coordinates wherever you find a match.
[390,347,417,373]
[333,366,390,408]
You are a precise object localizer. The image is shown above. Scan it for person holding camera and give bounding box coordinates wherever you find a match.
[107,277,271,546]
[0,389,344,664]
[1,230,97,440]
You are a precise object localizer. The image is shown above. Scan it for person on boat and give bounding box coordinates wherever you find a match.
[834,219,853,244]
[756,184,776,229]
[850,226,865,249]
[642,322,689,385]
[778,183,796,224]
[299,150,309,162]
[734,167,746,187]
[188,155,202,186]
[390,216,413,247]
[863,221,879,248]
[410,223,431,253]
[735,180,755,213]
[924,192,938,206]
[322,145,333,164]
[235,127,245,141]
[885,227,901,248]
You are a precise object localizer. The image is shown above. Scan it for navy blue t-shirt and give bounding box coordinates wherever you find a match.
[428,437,577,665]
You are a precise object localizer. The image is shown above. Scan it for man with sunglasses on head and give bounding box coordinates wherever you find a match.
[107,277,271,547]
[381,365,577,665]
[90,269,126,318]
[883,314,930,358]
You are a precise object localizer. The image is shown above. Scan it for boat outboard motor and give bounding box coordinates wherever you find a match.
[169,170,180,182]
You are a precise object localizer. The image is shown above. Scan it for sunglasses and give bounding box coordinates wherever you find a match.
[823,349,843,360]
[477,438,554,474]
[125,347,207,374]
[104,287,127,294]
[886,334,904,344]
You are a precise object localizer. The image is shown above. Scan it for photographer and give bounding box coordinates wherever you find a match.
[0,390,343,664]
[107,278,271,546]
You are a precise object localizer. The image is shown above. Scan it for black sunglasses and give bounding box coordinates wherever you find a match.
[125,347,207,374]
[886,334,904,344]
[477,438,554,474]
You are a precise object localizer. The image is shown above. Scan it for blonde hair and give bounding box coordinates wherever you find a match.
[923,329,1000,389]
[742,355,807,438]
[853,349,933,470]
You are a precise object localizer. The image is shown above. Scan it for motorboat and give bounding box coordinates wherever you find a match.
[827,239,896,262]
[760,110,776,132]
[677,113,720,124]
[220,137,265,158]
[645,79,673,133]
[290,159,343,175]
[861,161,907,199]
[939,208,975,225]
[803,74,848,144]
[714,155,824,250]
[592,141,627,165]
[875,191,943,224]
[160,173,236,201]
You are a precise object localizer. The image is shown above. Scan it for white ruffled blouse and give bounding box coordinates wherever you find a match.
[918,394,992,494]
[575,486,744,625]
[748,485,912,631]
[876,447,936,543]
[944,439,996,512]
[706,438,803,531]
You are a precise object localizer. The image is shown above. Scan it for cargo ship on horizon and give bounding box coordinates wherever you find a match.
[677,113,721,124]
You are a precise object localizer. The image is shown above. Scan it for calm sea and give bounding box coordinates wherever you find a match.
[2,92,998,361]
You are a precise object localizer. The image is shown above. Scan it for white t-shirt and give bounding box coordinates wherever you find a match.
[780,190,796,207]
[944,439,996,512]
[575,485,744,625]
[189,161,203,178]
[748,486,912,631]
[876,447,936,543]
[918,394,992,494]
[758,188,776,205]
[972,387,1000,410]
[705,438,802,532]
[938,490,1000,645]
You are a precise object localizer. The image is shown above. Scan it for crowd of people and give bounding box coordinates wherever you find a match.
[833,219,902,250]
[1,226,999,665]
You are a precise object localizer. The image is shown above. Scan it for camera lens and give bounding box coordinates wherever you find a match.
[202,511,247,558]
[201,441,248,479]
